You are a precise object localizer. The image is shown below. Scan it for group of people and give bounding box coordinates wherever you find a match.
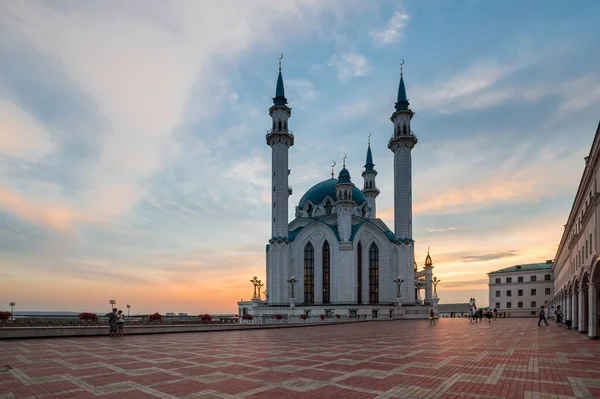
[106,308,125,337]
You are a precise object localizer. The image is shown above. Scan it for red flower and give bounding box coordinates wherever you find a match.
[319,314,326,320]
[199,314,212,322]
[0,311,12,321]
[275,314,283,320]
[78,312,98,322]
[299,314,308,320]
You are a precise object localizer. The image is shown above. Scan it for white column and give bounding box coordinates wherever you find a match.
[589,283,597,338]
[566,295,572,322]
[578,288,586,332]
[572,291,579,329]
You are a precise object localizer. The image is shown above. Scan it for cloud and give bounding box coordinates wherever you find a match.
[0,98,56,162]
[328,52,370,81]
[462,250,519,263]
[438,278,489,289]
[286,79,317,103]
[369,10,409,46]
[424,227,463,233]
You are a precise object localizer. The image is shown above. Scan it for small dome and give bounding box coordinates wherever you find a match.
[298,179,366,209]
[425,251,433,267]
[338,167,351,183]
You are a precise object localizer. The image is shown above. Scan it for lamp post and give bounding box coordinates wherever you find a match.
[126,304,131,317]
[433,277,441,298]
[9,302,15,316]
[393,277,404,298]
[287,276,298,298]
[109,299,116,311]
[249,276,260,299]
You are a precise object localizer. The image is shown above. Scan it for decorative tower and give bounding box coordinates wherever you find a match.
[334,156,356,304]
[266,55,294,305]
[424,248,434,304]
[388,61,417,239]
[362,135,380,218]
[388,61,417,305]
[335,157,354,242]
[267,54,294,239]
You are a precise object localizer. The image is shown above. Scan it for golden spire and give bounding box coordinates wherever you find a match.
[425,246,433,267]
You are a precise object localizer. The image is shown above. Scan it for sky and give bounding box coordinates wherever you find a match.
[1,0,600,314]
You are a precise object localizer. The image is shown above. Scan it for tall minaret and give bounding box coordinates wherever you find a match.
[267,55,294,239]
[388,62,417,239]
[335,157,354,242]
[361,135,380,218]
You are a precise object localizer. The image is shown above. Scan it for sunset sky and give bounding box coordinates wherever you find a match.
[2,1,600,314]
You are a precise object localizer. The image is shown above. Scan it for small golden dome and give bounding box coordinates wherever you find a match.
[425,247,433,267]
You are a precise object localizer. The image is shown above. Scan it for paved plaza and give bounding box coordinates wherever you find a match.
[1,319,600,399]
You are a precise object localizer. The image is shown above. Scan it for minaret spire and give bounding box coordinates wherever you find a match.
[273,53,287,106]
[395,60,409,111]
[362,133,379,218]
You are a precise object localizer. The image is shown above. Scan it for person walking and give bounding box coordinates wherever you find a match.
[429,309,436,326]
[538,305,548,326]
[555,305,563,325]
[106,308,118,337]
[116,310,125,337]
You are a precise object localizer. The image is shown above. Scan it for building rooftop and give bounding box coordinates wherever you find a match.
[489,260,553,275]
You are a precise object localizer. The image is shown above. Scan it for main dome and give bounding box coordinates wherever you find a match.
[298,179,366,208]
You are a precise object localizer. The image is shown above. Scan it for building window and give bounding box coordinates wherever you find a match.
[495,302,500,309]
[544,274,551,281]
[322,241,330,304]
[357,242,362,304]
[495,291,501,297]
[369,243,379,304]
[531,301,536,308]
[495,278,501,284]
[518,289,523,296]
[530,275,537,282]
[518,276,524,282]
[506,277,512,283]
[507,290,512,297]
[324,201,333,215]
[518,302,523,308]
[531,311,537,316]
[545,288,551,295]
[304,243,314,305]
[531,289,536,296]
[507,302,512,308]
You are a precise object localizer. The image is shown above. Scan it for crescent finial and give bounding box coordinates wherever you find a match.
[343,154,347,168]
[279,53,283,72]
[400,59,404,77]
[279,53,284,61]
[368,132,371,146]
[331,161,336,179]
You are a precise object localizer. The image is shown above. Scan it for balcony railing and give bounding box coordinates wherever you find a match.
[267,129,294,136]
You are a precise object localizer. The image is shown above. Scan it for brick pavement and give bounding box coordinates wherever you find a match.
[1,319,599,398]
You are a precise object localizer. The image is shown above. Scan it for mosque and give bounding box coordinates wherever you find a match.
[238,59,438,319]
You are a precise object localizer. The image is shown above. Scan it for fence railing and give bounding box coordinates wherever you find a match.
[0,315,239,328]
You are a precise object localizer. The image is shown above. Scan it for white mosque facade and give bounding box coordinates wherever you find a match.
[238,61,437,319]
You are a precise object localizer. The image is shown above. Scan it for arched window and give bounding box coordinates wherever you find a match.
[322,241,330,304]
[304,243,314,305]
[272,120,276,131]
[284,120,288,130]
[403,125,407,135]
[278,120,282,131]
[324,201,332,215]
[344,190,348,200]
[369,243,379,304]
[357,242,362,304]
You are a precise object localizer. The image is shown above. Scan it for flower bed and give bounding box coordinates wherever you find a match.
[335,314,341,319]
[299,314,308,320]
[274,314,283,320]
[320,314,326,320]
[78,312,98,322]
[148,312,163,323]
[0,312,12,321]
[199,314,212,322]
[242,314,254,320]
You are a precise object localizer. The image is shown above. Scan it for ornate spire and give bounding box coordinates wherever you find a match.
[395,60,409,111]
[365,133,374,172]
[330,161,336,179]
[425,246,433,267]
[273,53,288,106]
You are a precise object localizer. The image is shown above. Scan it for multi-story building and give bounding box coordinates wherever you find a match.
[548,121,600,338]
[488,261,553,317]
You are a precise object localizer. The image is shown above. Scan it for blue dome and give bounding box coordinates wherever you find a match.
[298,179,366,209]
[338,168,351,183]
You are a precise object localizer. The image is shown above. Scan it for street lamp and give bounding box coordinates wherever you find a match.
[109,299,116,311]
[126,304,131,317]
[287,276,298,298]
[393,277,404,298]
[9,302,15,316]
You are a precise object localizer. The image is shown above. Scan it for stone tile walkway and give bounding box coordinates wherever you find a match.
[1,319,599,398]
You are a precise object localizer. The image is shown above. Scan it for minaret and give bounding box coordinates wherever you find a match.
[266,55,294,239]
[388,61,417,239]
[266,55,294,306]
[335,157,354,242]
[362,135,380,218]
